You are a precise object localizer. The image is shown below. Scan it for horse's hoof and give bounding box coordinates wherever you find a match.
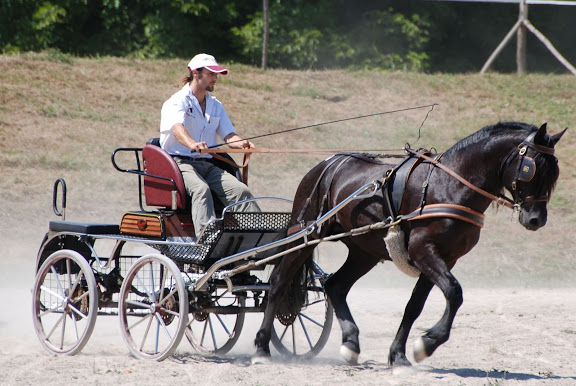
[339,345,359,365]
[392,365,416,376]
[413,337,429,363]
[251,355,271,365]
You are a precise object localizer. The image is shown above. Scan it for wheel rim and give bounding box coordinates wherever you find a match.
[118,254,188,361]
[271,277,333,358]
[185,289,245,355]
[32,250,98,355]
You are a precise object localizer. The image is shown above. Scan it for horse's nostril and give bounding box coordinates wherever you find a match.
[527,216,546,229]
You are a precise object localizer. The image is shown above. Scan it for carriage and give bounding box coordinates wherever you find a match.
[32,139,379,361]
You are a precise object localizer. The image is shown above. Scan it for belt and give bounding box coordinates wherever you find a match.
[173,155,213,163]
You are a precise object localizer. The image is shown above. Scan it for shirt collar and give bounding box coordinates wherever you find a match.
[183,84,211,102]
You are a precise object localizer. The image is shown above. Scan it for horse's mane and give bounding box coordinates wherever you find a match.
[447,121,538,155]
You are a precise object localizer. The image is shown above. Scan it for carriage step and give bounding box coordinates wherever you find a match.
[49,220,120,235]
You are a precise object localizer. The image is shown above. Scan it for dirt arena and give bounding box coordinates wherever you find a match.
[2,237,576,386]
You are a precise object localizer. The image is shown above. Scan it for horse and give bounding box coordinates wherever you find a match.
[252,121,566,368]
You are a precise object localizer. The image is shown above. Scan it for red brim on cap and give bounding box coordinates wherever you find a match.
[205,65,228,74]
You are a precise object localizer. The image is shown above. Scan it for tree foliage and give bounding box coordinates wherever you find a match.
[1,0,575,72]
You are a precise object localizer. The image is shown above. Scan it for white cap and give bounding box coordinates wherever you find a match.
[187,54,228,74]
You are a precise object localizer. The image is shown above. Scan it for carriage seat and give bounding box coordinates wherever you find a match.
[142,142,187,210]
[142,138,242,212]
[49,220,120,234]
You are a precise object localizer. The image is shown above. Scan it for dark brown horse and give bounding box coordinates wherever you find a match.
[252,122,566,367]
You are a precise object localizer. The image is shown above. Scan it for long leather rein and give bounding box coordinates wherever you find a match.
[201,134,556,229]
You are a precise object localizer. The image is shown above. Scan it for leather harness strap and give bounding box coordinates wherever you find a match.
[401,203,485,228]
[405,147,516,209]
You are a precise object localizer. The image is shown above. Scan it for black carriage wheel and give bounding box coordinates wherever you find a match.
[271,271,333,359]
[32,250,98,355]
[185,289,246,355]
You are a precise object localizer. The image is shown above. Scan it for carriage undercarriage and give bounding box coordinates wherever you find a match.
[32,147,379,360]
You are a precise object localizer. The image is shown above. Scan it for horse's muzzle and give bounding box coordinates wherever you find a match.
[519,206,547,231]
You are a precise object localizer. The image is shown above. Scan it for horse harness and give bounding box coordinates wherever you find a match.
[384,131,557,229]
[288,131,556,237]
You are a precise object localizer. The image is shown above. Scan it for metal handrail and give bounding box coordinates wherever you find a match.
[111,147,181,211]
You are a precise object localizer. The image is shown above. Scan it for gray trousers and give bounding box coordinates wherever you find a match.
[174,158,260,234]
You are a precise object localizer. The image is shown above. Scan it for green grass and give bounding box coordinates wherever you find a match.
[1,53,575,283]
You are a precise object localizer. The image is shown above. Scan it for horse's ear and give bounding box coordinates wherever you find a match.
[533,123,548,144]
[551,127,568,145]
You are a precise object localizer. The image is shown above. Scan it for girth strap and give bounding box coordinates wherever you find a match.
[402,203,485,228]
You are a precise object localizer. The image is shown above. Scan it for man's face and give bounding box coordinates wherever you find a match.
[197,68,219,92]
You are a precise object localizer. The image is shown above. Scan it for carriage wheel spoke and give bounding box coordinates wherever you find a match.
[126,299,150,310]
[291,323,296,354]
[155,312,173,341]
[138,312,155,351]
[40,285,65,303]
[60,312,67,349]
[128,311,153,330]
[45,312,66,341]
[134,272,153,301]
[278,324,289,341]
[208,315,218,349]
[298,311,324,328]
[71,311,80,340]
[160,307,180,318]
[158,288,178,307]
[298,314,314,350]
[200,316,209,347]
[67,303,88,321]
[215,314,232,337]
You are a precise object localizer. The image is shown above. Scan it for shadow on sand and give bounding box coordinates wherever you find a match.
[171,353,576,383]
[430,367,576,382]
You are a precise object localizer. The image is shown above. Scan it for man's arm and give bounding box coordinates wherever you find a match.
[224,133,255,149]
[172,123,208,152]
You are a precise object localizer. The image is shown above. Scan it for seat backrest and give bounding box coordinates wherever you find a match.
[142,144,187,210]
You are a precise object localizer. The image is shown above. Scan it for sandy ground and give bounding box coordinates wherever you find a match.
[2,240,576,386]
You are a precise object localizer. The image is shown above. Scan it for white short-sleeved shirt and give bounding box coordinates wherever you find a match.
[160,84,236,158]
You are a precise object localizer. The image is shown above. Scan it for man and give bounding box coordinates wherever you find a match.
[160,53,259,237]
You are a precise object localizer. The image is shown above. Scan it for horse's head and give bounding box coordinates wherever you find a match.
[501,123,567,230]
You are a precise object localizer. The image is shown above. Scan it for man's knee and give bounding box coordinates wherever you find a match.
[236,183,253,199]
[187,181,211,198]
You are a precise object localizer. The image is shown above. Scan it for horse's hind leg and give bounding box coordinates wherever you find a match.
[323,249,379,365]
[252,245,315,363]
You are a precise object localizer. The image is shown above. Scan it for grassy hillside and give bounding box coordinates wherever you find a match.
[1,51,575,285]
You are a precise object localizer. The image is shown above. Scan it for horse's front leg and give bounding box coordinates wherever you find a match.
[412,268,462,363]
[388,275,434,367]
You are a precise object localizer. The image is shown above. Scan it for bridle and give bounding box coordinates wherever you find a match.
[502,131,557,208]
[405,131,557,212]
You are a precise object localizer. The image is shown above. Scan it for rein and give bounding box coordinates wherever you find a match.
[200,147,405,185]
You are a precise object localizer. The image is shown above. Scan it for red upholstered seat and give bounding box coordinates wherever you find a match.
[142,144,187,210]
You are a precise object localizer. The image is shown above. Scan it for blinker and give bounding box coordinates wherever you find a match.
[517,156,536,182]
